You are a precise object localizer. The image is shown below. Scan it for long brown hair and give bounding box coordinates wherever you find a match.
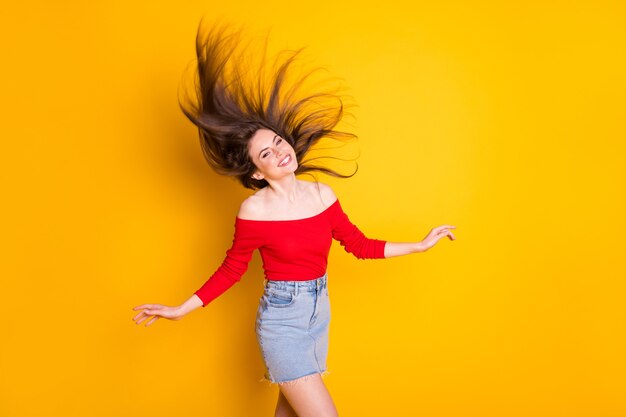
[178,19,358,189]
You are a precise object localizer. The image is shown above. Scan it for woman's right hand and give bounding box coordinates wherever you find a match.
[132,304,185,327]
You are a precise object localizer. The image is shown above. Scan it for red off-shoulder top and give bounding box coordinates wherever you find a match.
[194,198,387,307]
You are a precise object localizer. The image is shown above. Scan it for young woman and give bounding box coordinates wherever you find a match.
[132,21,457,417]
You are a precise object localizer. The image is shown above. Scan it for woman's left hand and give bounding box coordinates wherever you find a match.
[419,225,457,252]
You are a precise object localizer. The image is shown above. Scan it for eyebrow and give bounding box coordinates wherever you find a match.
[258,135,279,158]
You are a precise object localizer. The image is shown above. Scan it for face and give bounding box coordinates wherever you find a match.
[248,129,298,181]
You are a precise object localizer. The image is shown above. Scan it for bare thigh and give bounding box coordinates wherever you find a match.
[278,373,338,417]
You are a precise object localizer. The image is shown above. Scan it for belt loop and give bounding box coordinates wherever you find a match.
[294,281,299,297]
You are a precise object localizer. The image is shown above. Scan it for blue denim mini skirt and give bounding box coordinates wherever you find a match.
[255,273,331,385]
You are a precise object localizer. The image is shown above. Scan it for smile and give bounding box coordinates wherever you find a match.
[278,154,292,167]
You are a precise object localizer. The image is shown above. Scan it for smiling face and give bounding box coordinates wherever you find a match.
[248,128,298,182]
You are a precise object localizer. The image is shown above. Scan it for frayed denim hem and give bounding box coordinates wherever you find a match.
[258,369,332,387]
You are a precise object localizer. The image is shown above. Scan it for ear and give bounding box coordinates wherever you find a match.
[252,171,264,181]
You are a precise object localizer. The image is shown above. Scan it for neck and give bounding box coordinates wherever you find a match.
[265,174,300,203]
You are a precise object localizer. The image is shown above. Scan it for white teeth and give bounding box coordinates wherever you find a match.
[279,155,291,167]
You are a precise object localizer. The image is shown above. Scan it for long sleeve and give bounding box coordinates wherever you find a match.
[194,219,261,307]
[329,200,387,259]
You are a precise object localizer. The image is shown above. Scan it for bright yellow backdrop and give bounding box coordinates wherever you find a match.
[2,1,625,416]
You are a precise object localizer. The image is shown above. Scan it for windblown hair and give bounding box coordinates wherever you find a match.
[178,21,358,189]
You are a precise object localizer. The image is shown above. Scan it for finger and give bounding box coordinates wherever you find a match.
[439,226,457,235]
[137,313,156,325]
[135,315,148,325]
[133,310,155,322]
[133,304,155,311]
[145,316,159,327]
[448,232,456,240]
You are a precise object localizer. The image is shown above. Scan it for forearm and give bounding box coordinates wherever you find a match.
[177,294,204,316]
[383,241,426,258]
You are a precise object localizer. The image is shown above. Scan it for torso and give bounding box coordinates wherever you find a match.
[237,180,336,221]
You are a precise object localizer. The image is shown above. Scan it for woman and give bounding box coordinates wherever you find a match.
[132,21,457,417]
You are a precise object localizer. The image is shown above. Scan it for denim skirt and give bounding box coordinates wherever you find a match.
[255,273,331,385]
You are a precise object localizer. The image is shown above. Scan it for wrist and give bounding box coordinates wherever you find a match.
[176,301,195,317]
[174,305,188,317]
[415,241,426,253]
[178,294,204,316]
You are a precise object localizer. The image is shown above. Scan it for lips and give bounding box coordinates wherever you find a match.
[278,154,292,167]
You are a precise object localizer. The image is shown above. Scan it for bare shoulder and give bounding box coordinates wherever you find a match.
[237,190,267,220]
[309,181,338,207]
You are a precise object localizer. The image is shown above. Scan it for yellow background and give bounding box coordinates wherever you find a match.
[2,1,625,416]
